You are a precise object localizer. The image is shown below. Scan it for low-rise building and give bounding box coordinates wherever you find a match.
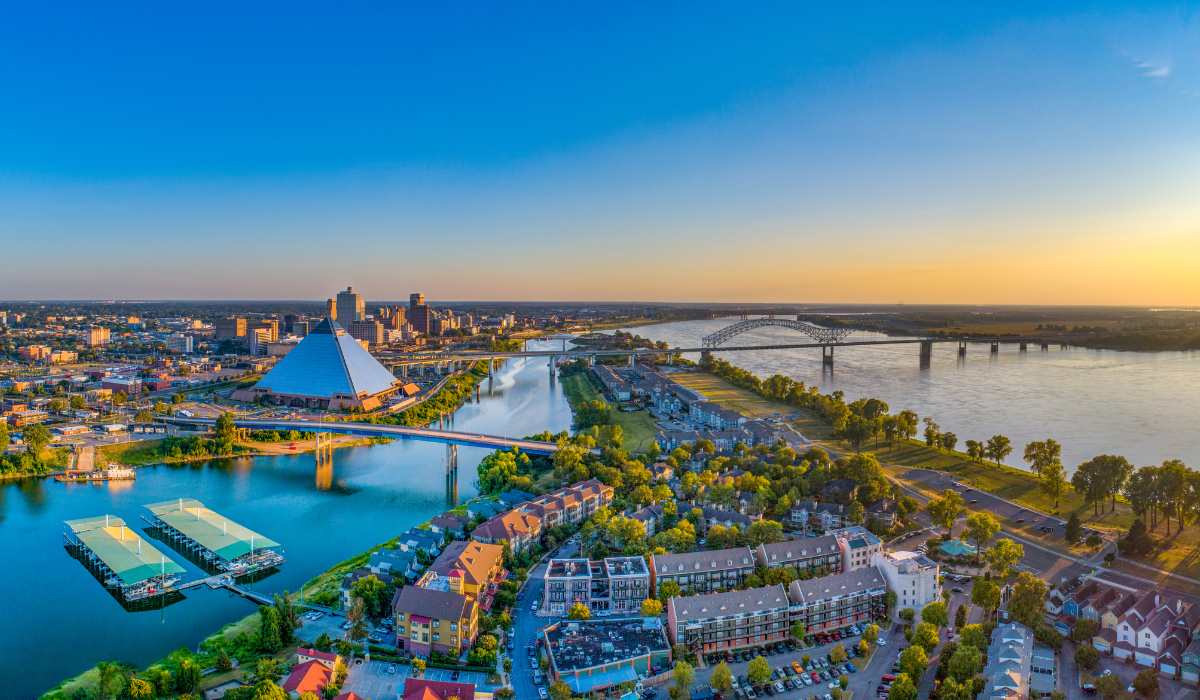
[667,584,791,653]
[787,566,888,634]
[471,509,542,553]
[834,526,883,571]
[651,546,757,596]
[755,535,843,577]
[544,617,672,696]
[421,539,505,602]
[543,556,651,617]
[873,550,941,615]
[400,678,476,700]
[393,585,479,657]
[979,622,1055,699]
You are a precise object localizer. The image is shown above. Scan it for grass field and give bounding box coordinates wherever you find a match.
[96,438,169,466]
[560,372,658,453]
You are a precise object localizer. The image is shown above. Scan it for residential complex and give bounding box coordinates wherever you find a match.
[472,478,614,552]
[667,584,793,653]
[541,555,651,617]
[786,566,888,634]
[650,546,757,595]
[873,549,941,614]
[392,585,479,657]
[980,622,1056,699]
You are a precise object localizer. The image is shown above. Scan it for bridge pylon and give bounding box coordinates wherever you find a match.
[821,345,834,369]
[919,340,933,369]
[446,443,459,506]
[314,432,334,471]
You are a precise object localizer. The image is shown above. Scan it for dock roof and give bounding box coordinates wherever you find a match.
[145,498,280,561]
[66,515,185,586]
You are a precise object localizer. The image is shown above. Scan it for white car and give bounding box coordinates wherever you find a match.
[538,689,548,699]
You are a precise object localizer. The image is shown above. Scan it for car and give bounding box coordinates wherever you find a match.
[792,661,804,674]
[773,682,785,694]
[882,674,896,682]
[800,675,812,686]
[952,586,964,593]
[1015,517,1025,523]
[829,681,841,689]
[530,658,538,669]
[877,638,887,646]
[531,602,538,611]
[387,664,396,674]
[811,672,821,682]
[846,663,857,673]
[539,689,548,699]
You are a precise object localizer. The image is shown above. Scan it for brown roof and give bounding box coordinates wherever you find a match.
[431,540,504,586]
[283,660,332,694]
[393,585,476,622]
[473,509,541,541]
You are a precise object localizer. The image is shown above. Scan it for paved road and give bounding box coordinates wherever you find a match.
[508,539,578,699]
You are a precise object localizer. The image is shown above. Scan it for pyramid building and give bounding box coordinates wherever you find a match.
[234,319,401,411]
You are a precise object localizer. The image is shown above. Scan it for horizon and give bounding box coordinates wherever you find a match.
[2,3,1198,303]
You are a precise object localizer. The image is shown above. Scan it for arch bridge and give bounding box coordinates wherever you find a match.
[701,316,854,348]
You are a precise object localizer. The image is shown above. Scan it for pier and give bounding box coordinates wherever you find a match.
[63,515,185,602]
[143,498,284,575]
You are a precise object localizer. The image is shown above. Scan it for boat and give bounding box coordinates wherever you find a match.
[55,464,137,483]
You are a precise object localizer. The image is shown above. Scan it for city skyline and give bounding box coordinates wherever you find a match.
[2,3,1198,304]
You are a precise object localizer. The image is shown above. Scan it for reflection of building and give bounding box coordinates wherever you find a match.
[336,286,365,327]
[233,319,401,410]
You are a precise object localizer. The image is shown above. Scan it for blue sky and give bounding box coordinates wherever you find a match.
[1,2,1197,302]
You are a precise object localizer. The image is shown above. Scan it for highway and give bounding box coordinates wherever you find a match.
[162,416,564,455]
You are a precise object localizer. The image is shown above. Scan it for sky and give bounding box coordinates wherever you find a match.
[1,2,1197,304]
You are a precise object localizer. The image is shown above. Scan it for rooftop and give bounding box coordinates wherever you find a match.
[66,515,186,586]
[653,546,756,574]
[545,617,670,673]
[670,584,790,623]
[254,318,399,399]
[146,498,279,561]
[788,566,888,604]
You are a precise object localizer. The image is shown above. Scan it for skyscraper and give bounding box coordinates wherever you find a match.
[336,287,365,327]
[409,292,431,336]
[325,298,337,320]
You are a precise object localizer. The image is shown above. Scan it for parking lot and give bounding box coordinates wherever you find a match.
[689,622,903,699]
[341,658,493,698]
[297,609,349,643]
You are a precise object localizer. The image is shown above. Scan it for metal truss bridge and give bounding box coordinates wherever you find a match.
[701,316,854,348]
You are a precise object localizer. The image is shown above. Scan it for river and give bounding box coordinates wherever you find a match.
[5,340,571,699]
[625,318,1200,472]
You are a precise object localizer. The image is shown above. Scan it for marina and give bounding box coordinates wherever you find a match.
[63,515,185,603]
[144,498,284,575]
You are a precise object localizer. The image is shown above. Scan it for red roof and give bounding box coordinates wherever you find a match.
[402,678,476,700]
[296,647,338,663]
[282,659,333,694]
[334,693,364,700]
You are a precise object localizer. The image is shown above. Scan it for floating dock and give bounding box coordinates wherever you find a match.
[64,515,185,602]
[143,498,284,575]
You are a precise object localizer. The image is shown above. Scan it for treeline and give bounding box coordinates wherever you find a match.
[371,361,488,428]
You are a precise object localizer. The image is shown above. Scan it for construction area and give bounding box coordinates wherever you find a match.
[64,515,186,602]
[143,498,284,574]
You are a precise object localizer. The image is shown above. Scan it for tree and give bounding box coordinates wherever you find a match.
[273,592,300,644]
[349,575,390,619]
[548,680,574,700]
[985,435,1012,465]
[1072,618,1099,643]
[1095,673,1125,700]
[640,598,663,617]
[862,623,879,646]
[954,602,968,629]
[347,597,368,648]
[984,538,1024,579]
[1040,462,1068,510]
[216,649,234,672]
[672,659,695,693]
[1065,512,1083,544]
[1074,644,1099,671]
[888,673,917,700]
[175,659,201,694]
[214,411,237,441]
[913,622,939,651]
[959,624,988,652]
[847,501,865,525]
[1023,439,1062,477]
[22,423,51,458]
[657,579,681,604]
[95,661,128,700]
[843,415,876,452]
[567,602,591,620]
[791,621,807,641]
[947,643,982,682]
[1009,572,1048,628]
[964,440,985,463]
[921,601,949,628]
[710,661,733,693]
[899,644,928,680]
[747,655,772,686]
[257,604,283,653]
[1132,668,1159,698]
[134,409,154,424]
[1073,457,1111,515]
[410,658,426,677]
[923,417,940,447]
[927,489,966,534]
[939,677,974,700]
[830,643,847,664]
[127,678,154,700]
[0,422,8,452]
[964,512,1000,552]
[1120,518,1154,555]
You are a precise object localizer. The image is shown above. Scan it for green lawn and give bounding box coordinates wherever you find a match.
[560,372,658,453]
[96,438,168,466]
[669,370,835,440]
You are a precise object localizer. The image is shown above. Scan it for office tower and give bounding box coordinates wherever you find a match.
[349,319,385,348]
[325,298,337,320]
[215,317,248,341]
[409,292,431,336]
[336,286,365,327]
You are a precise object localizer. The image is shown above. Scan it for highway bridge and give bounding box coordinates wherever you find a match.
[162,416,563,455]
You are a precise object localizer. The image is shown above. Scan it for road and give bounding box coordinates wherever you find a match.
[508,538,579,699]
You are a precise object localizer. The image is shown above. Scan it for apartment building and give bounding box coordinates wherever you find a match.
[755,535,843,577]
[650,546,757,596]
[787,566,888,634]
[393,586,479,657]
[542,556,651,617]
[521,478,615,528]
[873,550,941,615]
[419,540,505,602]
[471,509,543,553]
[666,584,792,653]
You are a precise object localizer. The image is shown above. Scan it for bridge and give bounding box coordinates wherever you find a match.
[162,416,563,455]
[701,316,854,347]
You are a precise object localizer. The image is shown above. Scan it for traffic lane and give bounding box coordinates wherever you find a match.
[508,539,578,699]
[902,468,1065,535]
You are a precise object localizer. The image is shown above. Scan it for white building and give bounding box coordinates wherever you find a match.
[873,550,941,615]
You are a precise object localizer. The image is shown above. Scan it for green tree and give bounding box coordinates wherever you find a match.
[95,661,128,700]
[710,661,733,693]
[175,659,201,693]
[927,490,966,534]
[947,643,982,682]
[1095,673,1125,700]
[1040,461,1068,510]
[830,643,847,664]
[349,575,390,619]
[347,597,368,649]
[0,422,8,452]
[22,423,51,459]
[970,578,1001,613]
[747,655,772,686]
[411,658,426,677]
[1023,439,1062,477]
[964,440,985,463]
[567,602,591,620]
[898,644,928,679]
[959,624,988,652]
[912,621,939,651]
[673,659,695,693]
[127,677,154,700]
[1072,618,1099,643]
[1009,572,1048,628]
[214,411,237,441]
[862,623,879,646]
[640,598,663,617]
[1065,512,1083,544]
[1074,644,1099,671]
[273,592,300,644]
[964,511,1000,552]
[134,409,154,424]
[984,538,1024,579]
[888,673,917,700]
[921,601,949,628]
[985,434,1013,465]
[1132,668,1159,698]
[939,677,974,700]
[257,605,283,653]
[792,621,808,641]
[549,680,574,700]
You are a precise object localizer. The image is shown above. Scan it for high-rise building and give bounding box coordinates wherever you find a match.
[348,319,385,348]
[250,319,279,343]
[166,334,194,354]
[409,292,432,336]
[215,317,248,341]
[283,314,299,334]
[336,287,365,327]
[86,326,111,347]
[325,298,337,320]
[377,306,407,330]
